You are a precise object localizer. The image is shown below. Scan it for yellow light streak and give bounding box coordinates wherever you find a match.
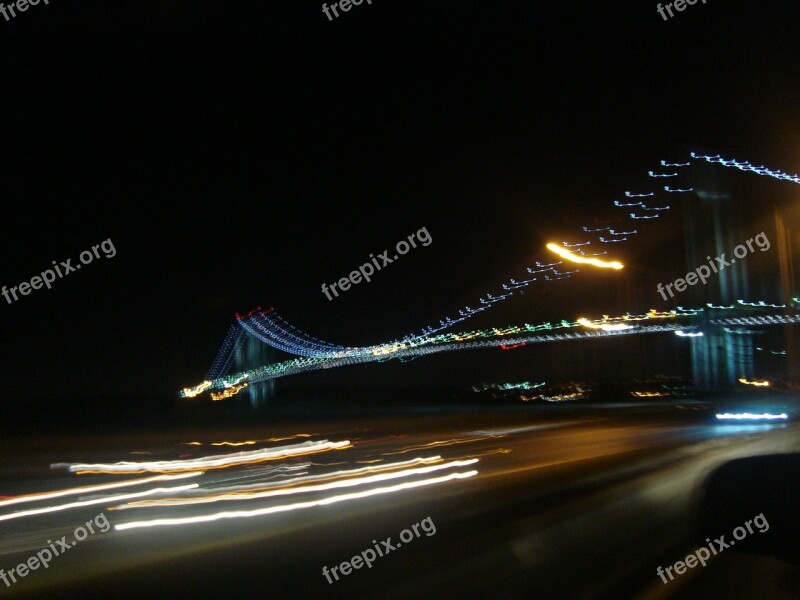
[577,318,633,331]
[381,436,500,456]
[210,383,248,401]
[546,242,623,270]
[210,441,256,447]
[182,380,213,398]
[738,377,770,387]
[372,344,406,356]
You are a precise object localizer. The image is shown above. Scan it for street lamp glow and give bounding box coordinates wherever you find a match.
[738,377,770,387]
[546,243,624,270]
[577,318,633,331]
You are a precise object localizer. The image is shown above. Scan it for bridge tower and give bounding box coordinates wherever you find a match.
[235,335,276,407]
[683,160,754,391]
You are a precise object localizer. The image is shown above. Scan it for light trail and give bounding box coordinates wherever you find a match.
[56,440,351,475]
[577,318,633,332]
[738,377,770,387]
[0,483,199,523]
[0,472,201,508]
[114,470,479,531]
[382,437,500,456]
[129,458,435,496]
[716,413,788,420]
[187,434,315,447]
[111,458,477,510]
[546,243,624,270]
[182,380,212,398]
[210,383,248,401]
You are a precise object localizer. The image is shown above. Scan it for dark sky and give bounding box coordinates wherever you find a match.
[1,1,799,413]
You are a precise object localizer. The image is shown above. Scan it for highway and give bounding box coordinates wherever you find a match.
[1,402,798,599]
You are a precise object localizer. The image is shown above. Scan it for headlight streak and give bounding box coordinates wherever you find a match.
[381,436,501,456]
[121,457,440,501]
[56,440,351,474]
[114,470,479,531]
[716,413,787,420]
[462,448,511,458]
[195,464,310,489]
[109,458,477,511]
[0,483,200,523]
[0,472,201,508]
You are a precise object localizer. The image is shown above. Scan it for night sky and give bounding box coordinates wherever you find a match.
[1,1,799,422]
